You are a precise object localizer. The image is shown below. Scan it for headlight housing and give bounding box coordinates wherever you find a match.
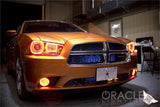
[30,40,63,56]
[127,42,136,56]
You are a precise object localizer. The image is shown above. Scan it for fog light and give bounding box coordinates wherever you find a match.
[132,68,137,76]
[39,77,50,87]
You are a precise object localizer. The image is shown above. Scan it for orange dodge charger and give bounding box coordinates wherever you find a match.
[7,20,137,99]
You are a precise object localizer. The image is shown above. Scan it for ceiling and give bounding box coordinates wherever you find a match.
[7,0,45,5]
[6,0,75,5]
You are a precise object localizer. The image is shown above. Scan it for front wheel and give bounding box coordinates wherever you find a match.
[16,57,29,99]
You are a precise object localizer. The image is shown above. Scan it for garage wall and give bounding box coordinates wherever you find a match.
[45,1,73,22]
[86,9,159,47]
[123,9,159,47]
[87,20,109,35]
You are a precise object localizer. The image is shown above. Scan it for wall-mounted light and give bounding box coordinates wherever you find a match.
[112,24,120,29]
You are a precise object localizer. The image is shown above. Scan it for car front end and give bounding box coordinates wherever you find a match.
[20,32,137,93]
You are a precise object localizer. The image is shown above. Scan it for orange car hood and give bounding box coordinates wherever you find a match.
[27,32,124,44]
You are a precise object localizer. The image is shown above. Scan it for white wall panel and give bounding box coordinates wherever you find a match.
[123,9,159,46]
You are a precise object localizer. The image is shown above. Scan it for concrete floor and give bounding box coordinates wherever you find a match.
[0,65,160,107]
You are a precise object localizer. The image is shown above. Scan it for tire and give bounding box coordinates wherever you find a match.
[15,57,29,100]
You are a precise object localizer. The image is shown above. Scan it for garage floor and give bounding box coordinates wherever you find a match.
[0,65,159,107]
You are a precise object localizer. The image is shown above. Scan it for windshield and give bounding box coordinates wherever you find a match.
[23,21,84,33]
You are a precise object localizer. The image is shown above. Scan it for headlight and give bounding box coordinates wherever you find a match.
[127,42,136,56]
[30,40,63,56]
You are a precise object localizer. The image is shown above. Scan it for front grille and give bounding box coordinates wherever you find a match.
[64,73,130,87]
[67,42,130,65]
[109,53,127,63]
[117,73,129,80]
[71,42,103,51]
[108,42,126,50]
[67,54,104,64]
[64,78,107,87]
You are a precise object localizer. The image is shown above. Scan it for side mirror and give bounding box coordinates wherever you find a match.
[6,30,17,37]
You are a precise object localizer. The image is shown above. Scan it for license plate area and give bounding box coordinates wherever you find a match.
[96,67,117,81]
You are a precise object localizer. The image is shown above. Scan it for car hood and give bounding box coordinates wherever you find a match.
[26,32,125,44]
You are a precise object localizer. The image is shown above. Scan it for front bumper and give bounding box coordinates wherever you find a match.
[23,55,137,92]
